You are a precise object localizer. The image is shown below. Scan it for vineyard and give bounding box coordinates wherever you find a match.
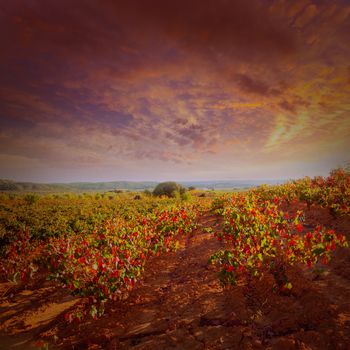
[0,169,349,349]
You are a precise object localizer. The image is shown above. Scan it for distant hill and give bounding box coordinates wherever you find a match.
[0,179,284,193]
[0,179,70,192]
[64,181,157,191]
[179,180,283,190]
[0,179,157,192]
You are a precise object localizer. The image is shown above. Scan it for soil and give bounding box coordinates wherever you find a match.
[0,203,350,350]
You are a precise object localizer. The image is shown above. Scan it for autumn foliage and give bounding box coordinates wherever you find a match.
[210,186,348,291]
[0,168,349,322]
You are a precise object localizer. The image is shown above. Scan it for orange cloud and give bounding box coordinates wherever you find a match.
[0,0,349,181]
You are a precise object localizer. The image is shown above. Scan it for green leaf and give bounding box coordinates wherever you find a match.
[312,246,325,256]
[11,271,20,283]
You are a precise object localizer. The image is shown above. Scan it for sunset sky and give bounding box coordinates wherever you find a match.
[0,0,349,182]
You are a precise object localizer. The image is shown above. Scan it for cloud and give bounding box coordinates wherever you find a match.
[265,114,309,150]
[0,0,349,181]
[294,4,319,28]
[233,74,282,96]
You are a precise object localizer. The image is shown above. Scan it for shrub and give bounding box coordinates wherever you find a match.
[210,193,348,291]
[181,192,191,201]
[153,182,186,198]
[24,193,40,205]
[143,189,152,196]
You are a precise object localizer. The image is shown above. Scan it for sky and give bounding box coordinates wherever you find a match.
[0,0,349,182]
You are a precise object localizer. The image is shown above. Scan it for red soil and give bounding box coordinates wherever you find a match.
[0,204,349,349]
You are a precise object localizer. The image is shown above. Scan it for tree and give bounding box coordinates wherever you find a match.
[153,182,186,198]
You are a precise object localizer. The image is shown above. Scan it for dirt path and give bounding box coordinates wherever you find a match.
[55,213,250,349]
[1,209,350,350]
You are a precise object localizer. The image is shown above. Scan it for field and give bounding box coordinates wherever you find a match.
[0,169,350,350]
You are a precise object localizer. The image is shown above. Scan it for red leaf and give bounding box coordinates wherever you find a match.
[296,223,303,232]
